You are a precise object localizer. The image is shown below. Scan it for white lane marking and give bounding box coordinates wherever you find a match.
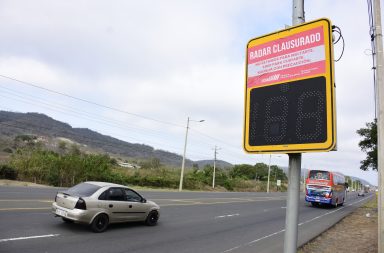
[215,213,240,219]
[221,229,286,253]
[0,207,51,211]
[219,195,373,253]
[0,199,51,202]
[0,234,60,243]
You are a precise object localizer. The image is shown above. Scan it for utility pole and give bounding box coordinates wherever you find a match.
[267,154,272,193]
[179,117,190,192]
[179,117,204,191]
[212,146,220,188]
[283,1,304,253]
[373,0,384,251]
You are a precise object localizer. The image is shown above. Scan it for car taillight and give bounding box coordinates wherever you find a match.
[75,198,86,210]
[325,191,332,198]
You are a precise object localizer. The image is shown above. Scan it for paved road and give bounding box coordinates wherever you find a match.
[0,186,374,253]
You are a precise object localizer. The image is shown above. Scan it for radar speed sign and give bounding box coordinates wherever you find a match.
[243,19,336,154]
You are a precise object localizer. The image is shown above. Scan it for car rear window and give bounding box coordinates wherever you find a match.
[64,183,101,197]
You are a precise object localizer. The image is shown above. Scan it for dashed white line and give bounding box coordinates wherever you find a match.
[0,234,60,243]
[215,213,240,219]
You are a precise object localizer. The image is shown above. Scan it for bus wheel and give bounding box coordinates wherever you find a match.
[334,199,338,208]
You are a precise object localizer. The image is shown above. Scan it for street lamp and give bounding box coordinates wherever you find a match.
[179,117,204,191]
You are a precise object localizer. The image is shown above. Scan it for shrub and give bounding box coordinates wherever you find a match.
[3,147,13,153]
[0,165,18,180]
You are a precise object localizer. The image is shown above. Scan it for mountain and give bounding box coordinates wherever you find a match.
[193,160,233,169]
[0,111,233,168]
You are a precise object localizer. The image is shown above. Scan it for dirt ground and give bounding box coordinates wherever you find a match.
[298,196,378,253]
[0,179,50,187]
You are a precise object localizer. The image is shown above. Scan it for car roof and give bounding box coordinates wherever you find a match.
[84,181,128,188]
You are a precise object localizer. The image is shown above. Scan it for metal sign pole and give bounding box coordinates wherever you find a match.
[283,1,304,253]
[284,154,301,253]
[284,154,302,253]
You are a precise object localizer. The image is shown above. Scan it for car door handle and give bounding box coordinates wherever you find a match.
[129,205,132,208]
[109,204,113,208]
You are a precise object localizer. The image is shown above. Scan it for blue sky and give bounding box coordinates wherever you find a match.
[0,0,381,185]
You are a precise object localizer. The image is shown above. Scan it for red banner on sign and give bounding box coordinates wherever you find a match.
[247,26,326,88]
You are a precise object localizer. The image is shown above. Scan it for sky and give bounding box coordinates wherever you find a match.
[0,0,381,185]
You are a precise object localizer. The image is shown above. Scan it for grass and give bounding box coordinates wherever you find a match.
[362,193,378,209]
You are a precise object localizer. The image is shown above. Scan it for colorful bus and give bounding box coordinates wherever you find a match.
[305,170,346,207]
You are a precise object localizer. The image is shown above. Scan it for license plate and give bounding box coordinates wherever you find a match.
[56,208,67,217]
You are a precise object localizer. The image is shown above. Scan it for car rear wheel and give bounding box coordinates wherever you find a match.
[91,214,109,233]
[145,211,159,226]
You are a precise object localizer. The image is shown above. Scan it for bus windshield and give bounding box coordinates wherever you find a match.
[309,170,330,180]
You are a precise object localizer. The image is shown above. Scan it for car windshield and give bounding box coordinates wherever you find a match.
[309,170,330,180]
[64,183,101,197]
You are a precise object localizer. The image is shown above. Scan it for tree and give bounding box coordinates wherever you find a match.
[271,165,287,181]
[357,119,377,171]
[254,163,268,181]
[229,164,255,179]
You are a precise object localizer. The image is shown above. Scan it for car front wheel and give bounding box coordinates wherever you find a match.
[145,211,159,226]
[91,214,109,233]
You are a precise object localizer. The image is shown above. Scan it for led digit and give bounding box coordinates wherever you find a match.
[264,96,288,143]
[295,90,325,142]
[249,101,260,142]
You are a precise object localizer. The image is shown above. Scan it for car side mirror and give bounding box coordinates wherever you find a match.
[142,198,147,203]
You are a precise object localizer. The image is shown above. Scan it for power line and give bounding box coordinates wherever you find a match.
[0,74,251,163]
[0,74,242,152]
[367,0,378,118]
[0,74,184,128]
[0,87,182,143]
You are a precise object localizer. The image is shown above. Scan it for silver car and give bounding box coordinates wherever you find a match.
[52,181,160,232]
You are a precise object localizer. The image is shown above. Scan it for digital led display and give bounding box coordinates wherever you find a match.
[248,76,327,146]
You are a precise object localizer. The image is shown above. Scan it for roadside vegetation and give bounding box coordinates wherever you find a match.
[0,142,287,191]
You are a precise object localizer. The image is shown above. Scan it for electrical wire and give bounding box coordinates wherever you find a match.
[0,74,255,164]
[0,85,182,142]
[367,0,377,118]
[0,108,214,161]
[0,74,184,128]
[332,25,345,62]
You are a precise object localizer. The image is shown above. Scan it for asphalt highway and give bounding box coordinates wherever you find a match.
[0,186,374,253]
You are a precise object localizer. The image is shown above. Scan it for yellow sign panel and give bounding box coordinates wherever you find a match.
[243,18,336,153]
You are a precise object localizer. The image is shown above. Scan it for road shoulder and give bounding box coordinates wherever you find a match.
[298,195,378,253]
